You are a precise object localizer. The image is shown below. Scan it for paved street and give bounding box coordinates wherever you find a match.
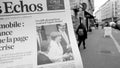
[79,28,120,68]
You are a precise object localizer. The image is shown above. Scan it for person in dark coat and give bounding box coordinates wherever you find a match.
[76,23,87,49]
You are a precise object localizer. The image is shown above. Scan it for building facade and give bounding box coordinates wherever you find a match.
[82,0,95,31]
[82,0,94,14]
[70,0,81,17]
[95,9,102,24]
[95,0,118,24]
[116,0,120,23]
[101,0,113,22]
[69,0,95,31]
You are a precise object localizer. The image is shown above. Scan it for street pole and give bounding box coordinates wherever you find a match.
[112,2,114,22]
[112,0,115,22]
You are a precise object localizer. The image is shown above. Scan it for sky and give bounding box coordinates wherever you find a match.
[94,0,108,13]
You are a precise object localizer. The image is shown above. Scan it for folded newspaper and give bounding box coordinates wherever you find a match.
[0,0,83,68]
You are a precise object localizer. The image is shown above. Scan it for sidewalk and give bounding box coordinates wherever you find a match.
[80,29,120,68]
[112,28,120,46]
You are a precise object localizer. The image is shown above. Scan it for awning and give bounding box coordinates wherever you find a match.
[84,11,94,19]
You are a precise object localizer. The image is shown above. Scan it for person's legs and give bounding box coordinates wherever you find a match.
[78,39,82,47]
[83,39,86,49]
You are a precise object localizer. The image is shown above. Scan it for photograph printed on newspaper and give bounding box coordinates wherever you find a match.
[0,0,83,68]
[37,23,74,64]
[35,0,83,67]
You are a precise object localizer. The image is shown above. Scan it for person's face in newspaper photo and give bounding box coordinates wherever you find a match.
[58,24,66,32]
[50,32,62,42]
[55,35,62,42]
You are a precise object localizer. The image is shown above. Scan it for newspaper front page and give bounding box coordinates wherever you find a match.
[0,0,83,68]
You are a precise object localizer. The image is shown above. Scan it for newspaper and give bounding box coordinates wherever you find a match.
[0,0,83,68]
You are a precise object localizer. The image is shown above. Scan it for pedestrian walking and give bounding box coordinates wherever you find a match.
[76,23,87,49]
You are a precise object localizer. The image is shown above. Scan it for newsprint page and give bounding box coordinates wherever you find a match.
[0,0,83,68]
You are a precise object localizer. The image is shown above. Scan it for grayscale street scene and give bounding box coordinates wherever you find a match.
[70,0,120,68]
[1,0,120,68]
